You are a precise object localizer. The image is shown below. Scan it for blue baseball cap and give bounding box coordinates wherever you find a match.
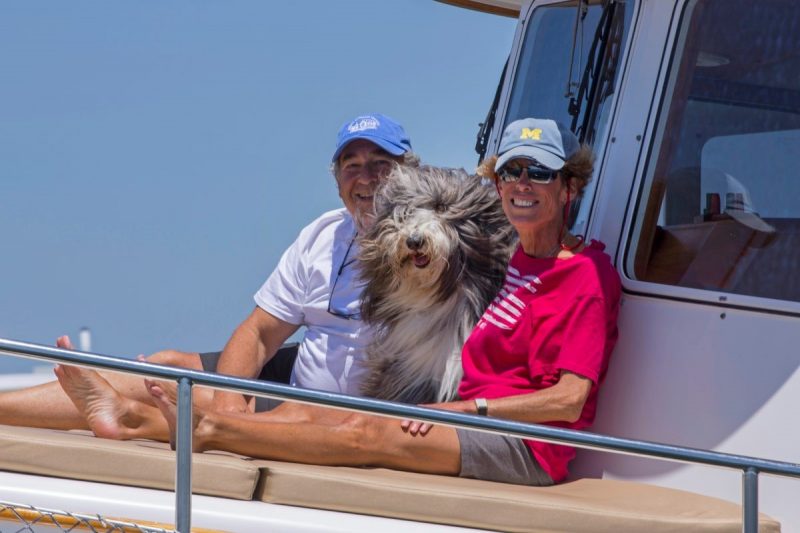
[332,113,412,162]
[495,118,579,172]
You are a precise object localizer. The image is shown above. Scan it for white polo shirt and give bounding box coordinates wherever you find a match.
[254,208,372,395]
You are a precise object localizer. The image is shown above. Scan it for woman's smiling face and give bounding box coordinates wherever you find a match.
[497,158,569,239]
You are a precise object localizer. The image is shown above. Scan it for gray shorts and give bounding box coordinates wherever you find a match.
[456,428,553,486]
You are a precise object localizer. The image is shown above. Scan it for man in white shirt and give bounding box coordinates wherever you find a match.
[0,114,417,437]
[207,113,416,413]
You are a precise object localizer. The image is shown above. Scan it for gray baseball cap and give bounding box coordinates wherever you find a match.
[494,118,579,172]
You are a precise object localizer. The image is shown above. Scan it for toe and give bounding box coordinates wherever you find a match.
[56,336,75,350]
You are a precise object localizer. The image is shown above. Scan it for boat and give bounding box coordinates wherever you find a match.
[1,0,799,531]
[453,0,800,529]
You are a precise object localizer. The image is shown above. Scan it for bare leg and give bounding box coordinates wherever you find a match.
[53,367,330,441]
[148,383,461,475]
[53,364,171,440]
[0,336,95,430]
[0,381,88,430]
[254,402,352,426]
[103,349,210,407]
[0,336,207,434]
[0,335,343,440]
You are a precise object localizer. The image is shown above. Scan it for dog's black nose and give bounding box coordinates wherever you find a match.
[406,234,423,251]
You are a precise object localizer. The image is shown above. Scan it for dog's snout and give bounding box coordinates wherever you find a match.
[406,234,424,251]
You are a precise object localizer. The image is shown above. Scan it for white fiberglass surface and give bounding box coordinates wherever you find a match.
[570,293,800,530]
[0,471,481,533]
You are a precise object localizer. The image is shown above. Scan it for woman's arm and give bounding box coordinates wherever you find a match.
[402,371,592,436]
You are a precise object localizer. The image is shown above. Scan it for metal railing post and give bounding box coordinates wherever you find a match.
[742,467,759,533]
[175,377,193,533]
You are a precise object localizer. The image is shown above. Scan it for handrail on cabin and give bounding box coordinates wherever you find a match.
[0,337,798,533]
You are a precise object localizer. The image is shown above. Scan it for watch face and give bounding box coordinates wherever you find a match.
[475,398,488,416]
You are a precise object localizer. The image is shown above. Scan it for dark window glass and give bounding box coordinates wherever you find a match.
[504,0,632,234]
[630,0,800,302]
[506,3,602,129]
[506,1,631,141]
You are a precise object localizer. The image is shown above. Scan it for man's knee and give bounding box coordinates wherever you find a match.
[146,350,203,370]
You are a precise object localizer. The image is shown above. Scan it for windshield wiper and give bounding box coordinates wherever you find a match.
[565,0,589,105]
[568,0,624,145]
[475,59,508,161]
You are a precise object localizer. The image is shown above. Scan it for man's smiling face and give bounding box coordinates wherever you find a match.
[335,139,403,230]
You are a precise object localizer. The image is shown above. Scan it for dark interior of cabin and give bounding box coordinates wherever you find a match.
[636,0,800,302]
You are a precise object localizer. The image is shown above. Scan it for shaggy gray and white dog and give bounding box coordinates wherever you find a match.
[358,165,515,404]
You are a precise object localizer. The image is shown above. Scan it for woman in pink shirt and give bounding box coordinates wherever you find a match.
[454,118,621,483]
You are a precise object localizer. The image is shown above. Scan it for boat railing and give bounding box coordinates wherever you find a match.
[0,337,798,533]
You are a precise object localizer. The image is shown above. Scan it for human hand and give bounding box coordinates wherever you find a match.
[401,400,474,437]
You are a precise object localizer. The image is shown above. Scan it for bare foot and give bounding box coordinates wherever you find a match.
[56,335,75,350]
[54,365,142,440]
[145,379,206,452]
[135,355,179,404]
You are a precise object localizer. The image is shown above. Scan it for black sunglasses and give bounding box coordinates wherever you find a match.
[497,163,559,184]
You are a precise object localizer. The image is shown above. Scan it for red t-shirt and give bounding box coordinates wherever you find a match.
[458,240,621,482]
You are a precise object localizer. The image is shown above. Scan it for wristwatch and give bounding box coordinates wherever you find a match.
[474,398,489,416]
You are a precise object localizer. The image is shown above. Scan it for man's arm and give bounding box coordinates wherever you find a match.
[212,306,300,413]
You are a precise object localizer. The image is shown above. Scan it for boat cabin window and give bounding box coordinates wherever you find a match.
[629,0,800,303]
[503,0,632,236]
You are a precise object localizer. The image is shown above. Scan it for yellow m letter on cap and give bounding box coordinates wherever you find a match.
[521,128,542,140]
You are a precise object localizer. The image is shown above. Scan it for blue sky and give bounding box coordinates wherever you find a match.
[0,1,515,370]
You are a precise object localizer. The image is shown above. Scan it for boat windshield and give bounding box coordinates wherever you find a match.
[629,0,800,305]
[505,1,631,139]
[501,0,633,235]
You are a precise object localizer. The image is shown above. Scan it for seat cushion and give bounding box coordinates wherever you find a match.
[253,460,780,532]
[0,425,259,500]
[0,425,781,531]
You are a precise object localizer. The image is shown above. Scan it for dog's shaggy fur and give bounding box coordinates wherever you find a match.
[358,165,515,404]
